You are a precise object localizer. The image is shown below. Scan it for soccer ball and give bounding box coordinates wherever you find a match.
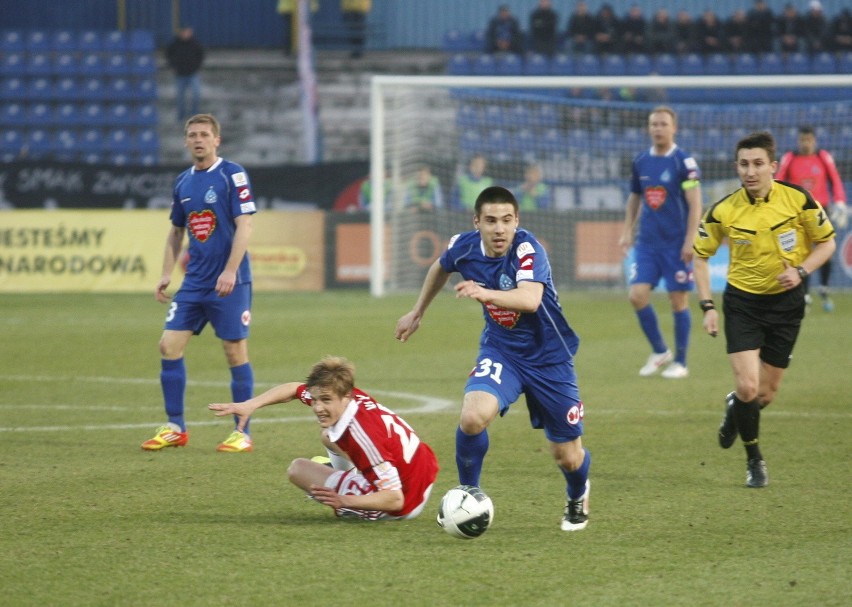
[437,485,494,539]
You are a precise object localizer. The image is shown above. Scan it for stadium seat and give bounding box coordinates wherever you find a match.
[138,151,158,166]
[136,128,159,153]
[0,102,24,126]
[27,77,54,101]
[79,52,104,76]
[704,53,730,76]
[106,103,131,125]
[0,128,23,158]
[483,103,503,125]
[54,76,79,101]
[733,53,758,75]
[55,102,82,125]
[102,31,128,52]
[601,54,626,76]
[0,77,26,101]
[455,103,479,127]
[575,53,600,76]
[443,29,467,53]
[78,30,102,52]
[104,128,133,153]
[128,30,155,53]
[472,54,497,76]
[0,30,25,52]
[447,54,470,75]
[25,30,51,52]
[130,53,156,76]
[626,53,652,76]
[53,52,77,75]
[106,77,135,101]
[839,52,852,74]
[536,104,558,127]
[53,128,78,156]
[504,103,531,126]
[130,102,158,127]
[27,52,54,76]
[496,53,523,76]
[24,102,52,127]
[459,128,481,156]
[542,127,565,151]
[104,54,131,76]
[653,53,677,76]
[484,128,509,154]
[1,52,27,77]
[470,30,486,52]
[679,53,703,76]
[760,52,784,75]
[134,77,157,101]
[549,53,574,76]
[52,30,77,52]
[80,77,107,100]
[785,52,809,74]
[24,128,52,158]
[811,52,836,74]
[524,53,549,76]
[82,102,109,125]
[78,128,103,154]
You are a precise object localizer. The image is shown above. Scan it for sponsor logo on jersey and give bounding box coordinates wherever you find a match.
[485,302,520,329]
[204,186,217,205]
[644,185,667,210]
[232,171,248,187]
[241,310,251,326]
[778,229,796,252]
[566,401,585,425]
[240,201,256,214]
[238,187,251,200]
[516,242,535,258]
[684,157,698,170]
[187,209,216,242]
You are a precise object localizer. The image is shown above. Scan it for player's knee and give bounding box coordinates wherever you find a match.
[287,458,311,485]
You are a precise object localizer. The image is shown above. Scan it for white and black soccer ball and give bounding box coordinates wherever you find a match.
[437,485,494,539]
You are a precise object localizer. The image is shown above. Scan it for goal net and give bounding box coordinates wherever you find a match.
[368,74,852,296]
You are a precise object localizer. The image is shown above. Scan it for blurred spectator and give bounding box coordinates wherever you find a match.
[451,154,493,210]
[648,8,676,55]
[621,5,648,54]
[513,163,552,211]
[405,165,444,212]
[565,1,597,54]
[776,4,804,54]
[593,4,620,54]
[696,9,724,55]
[166,27,205,123]
[342,0,372,58]
[358,167,391,211]
[529,0,559,57]
[802,0,829,54]
[485,4,523,54]
[830,8,852,52]
[673,10,695,55]
[725,9,748,53]
[746,0,774,54]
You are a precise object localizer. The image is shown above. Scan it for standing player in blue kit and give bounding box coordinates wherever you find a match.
[619,106,704,379]
[142,114,257,453]
[395,186,592,531]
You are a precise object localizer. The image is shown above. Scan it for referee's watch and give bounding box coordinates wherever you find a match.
[796,265,809,281]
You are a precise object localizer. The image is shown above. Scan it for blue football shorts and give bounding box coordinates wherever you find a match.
[163,283,252,340]
[464,346,584,443]
[629,244,694,292]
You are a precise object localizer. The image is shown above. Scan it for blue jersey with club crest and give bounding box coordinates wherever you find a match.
[170,158,256,290]
[438,228,579,364]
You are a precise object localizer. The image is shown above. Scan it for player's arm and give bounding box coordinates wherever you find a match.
[681,182,703,263]
[216,213,253,297]
[156,224,186,303]
[455,278,543,313]
[208,381,302,431]
[692,255,718,337]
[821,151,848,229]
[619,192,641,255]
[395,259,451,342]
[310,484,405,514]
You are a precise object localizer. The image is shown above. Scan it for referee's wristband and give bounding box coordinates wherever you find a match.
[796,266,809,280]
[699,299,715,313]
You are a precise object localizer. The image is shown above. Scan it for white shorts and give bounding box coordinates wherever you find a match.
[325,468,433,521]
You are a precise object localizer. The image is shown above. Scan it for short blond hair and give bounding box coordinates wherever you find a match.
[184,114,220,137]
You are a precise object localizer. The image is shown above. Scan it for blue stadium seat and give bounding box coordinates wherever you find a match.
[565,128,589,149]
[459,128,481,156]
[106,103,131,125]
[443,29,467,53]
[622,126,643,148]
[483,103,503,125]
[679,53,703,76]
[138,151,158,166]
[111,152,132,166]
[0,77,27,101]
[130,53,156,76]
[575,53,600,76]
[104,128,133,153]
[130,102,158,127]
[53,52,77,75]
[472,54,497,76]
[524,53,549,76]
[549,53,574,75]
[504,103,531,126]
[0,30,25,52]
[25,30,51,52]
[78,30,102,52]
[54,76,79,100]
[24,102,52,127]
[56,102,83,125]
[104,54,131,76]
[80,77,107,100]
[704,53,730,76]
[53,128,78,157]
[447,54,470,75]
[653,53,677,76]
[26,52,53,76]
[470,30,486,52]
[536,104,558,127]
[785,52,809,74]
[128,30,155,53]
[626,53,652,76]
[760,52,784,75]
[133,77,157,101]
[52,30,77,52]
[496,53,523,76]
[601,54,626,76]
[0,128,23,158]
[79,52,104,76]
[513,127,537,156]
[102,31,128,52]
[81,102,109,125]
[542,127,565,151]
[1,52,27,77]
[0,102,24,126]
[136,128,160,154]
[455,103,479,127]
[811,52,836,74]
[25,128,52,158]
[27,77,54,101]
[733,53,758,75]
[80,152,103,164]
[839,52,852,74]
[78,128,103,154]
[484,128,509,154]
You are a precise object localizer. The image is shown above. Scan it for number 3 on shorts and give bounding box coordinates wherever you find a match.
[473,358,503,384]
[165,301,178,322]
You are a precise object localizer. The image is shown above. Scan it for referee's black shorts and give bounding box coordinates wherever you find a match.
[723,283,806,369]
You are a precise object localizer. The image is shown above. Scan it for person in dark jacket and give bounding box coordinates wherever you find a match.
[166,27,205,123]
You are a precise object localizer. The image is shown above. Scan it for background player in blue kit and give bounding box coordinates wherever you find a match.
[395,186,591,531]
[619,106,704,379]
[142,113,257,453]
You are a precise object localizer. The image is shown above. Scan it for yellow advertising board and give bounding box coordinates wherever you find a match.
[0,210,324,293]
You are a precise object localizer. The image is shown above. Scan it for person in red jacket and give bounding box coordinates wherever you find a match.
[776,125,847,312]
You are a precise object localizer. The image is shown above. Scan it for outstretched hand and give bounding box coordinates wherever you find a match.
[208,402,250,431]
[395,311,421,342]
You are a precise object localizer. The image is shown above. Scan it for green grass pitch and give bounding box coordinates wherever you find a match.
[1,290,849,606]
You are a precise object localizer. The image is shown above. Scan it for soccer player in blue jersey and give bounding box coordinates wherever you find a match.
[395,186,591,531]
[142,114,257,453]
[619,106,704,379]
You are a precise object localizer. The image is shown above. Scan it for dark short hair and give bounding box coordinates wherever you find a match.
[475,186,518,215]
[797,125,815,136]
[735,131,776,162]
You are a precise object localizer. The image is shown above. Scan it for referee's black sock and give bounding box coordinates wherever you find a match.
[732,395,763,461]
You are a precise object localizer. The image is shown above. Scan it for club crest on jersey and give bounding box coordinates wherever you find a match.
[204,186,218,205]
[644,186,667,210]
[499,273,515,290]
[566,401,585,425]
[187,209,216,242]
[778,229,796,252]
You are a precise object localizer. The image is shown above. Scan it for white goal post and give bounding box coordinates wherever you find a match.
[369,74,852,297]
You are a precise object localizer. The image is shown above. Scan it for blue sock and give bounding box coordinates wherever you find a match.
[456,426,489,487]
[636,305,667,353]
[230,362,254,434]
[673,308,691,366]
[561,448,591,501]
[161,358,186,432]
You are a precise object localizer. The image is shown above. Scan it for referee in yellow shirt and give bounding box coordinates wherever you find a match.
[693,131,836,488]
